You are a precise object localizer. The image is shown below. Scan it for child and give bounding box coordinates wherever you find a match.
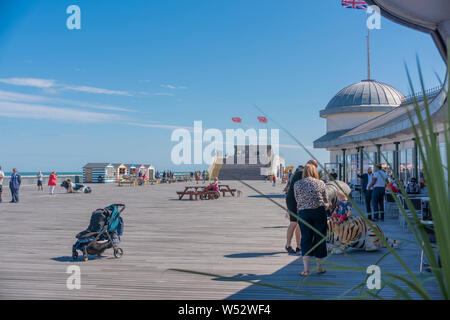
[331,190,351,224]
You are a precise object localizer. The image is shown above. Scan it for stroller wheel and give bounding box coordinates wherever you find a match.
[114,248,123,258]
[72,250,78,261]
[83,247,88,261]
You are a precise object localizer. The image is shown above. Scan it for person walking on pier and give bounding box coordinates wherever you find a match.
[0,166,4,203]
[9,168,21,203]
[48,171,57,195]
[37,171,43,191]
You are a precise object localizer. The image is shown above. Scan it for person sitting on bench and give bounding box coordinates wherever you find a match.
[207,178,219,192]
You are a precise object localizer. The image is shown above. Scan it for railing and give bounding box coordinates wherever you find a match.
[401,85,443,105]
[1,175,83,187]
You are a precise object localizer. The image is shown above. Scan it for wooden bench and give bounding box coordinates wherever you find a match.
[177,191,199,200]
[219,186,237,197]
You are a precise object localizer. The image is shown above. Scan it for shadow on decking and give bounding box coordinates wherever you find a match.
[214,216,443,300]
[248,194,285,199]
[51,255,107,262]
[225,252,285,258]
[263,226,288,229]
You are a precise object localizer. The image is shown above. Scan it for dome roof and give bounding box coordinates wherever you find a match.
[325,80,405,110]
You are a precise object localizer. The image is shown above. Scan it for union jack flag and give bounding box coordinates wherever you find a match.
[341,0,368,9]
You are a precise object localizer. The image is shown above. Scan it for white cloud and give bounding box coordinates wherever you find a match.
[0,78,56,88]
[0,90,135,112]
[161,84,187,90]
[126,122,194,131]
[0,101,121,123]
[63,85,131,96]
[0,77,132,96]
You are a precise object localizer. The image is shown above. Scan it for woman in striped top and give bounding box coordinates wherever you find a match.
[294,163,329,276]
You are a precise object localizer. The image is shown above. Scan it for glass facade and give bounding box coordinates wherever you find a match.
[418,146,425,179]
[363,152,375,170]
[399,148,413,184]
[335,141,447,187]
[380,151,394,178]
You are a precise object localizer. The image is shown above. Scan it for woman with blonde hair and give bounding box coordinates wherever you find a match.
[294,163,328,276]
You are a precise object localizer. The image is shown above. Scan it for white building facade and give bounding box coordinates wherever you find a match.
[314,0,449,186]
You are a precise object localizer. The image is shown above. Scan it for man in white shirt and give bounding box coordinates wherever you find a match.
[0,166,4,203]
[367,164,388,221]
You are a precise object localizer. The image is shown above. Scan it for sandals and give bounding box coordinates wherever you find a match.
[300,269,326,276]
[285,246,296,254]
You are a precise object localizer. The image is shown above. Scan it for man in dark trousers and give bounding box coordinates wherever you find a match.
[285,165,304,255]
[330,169,338,180]
[358,166,374,220]
[9,168,21,203]
[367,164,388,221]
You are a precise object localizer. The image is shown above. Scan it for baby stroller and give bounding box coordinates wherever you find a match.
[72,204,125,261]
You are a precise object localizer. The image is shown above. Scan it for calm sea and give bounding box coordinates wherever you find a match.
[3,172,82,176]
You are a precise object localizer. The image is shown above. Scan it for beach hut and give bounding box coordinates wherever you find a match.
[113,163,127,181]
[137,165,147,177]
[146,165,156,180]
[125,164,138,177]
[83,163,115,183]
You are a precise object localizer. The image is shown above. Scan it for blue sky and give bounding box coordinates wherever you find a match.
[0,0,445,172]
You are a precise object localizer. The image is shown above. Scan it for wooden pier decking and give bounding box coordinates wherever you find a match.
[0,181,442,299]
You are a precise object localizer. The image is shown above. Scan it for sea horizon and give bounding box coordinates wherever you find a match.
[1,171,196,177]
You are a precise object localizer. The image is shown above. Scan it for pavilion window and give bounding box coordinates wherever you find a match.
[349,154,359,185]
[399,149,410,184]
[363,151,376,169]
[346,154,352,183]
[407,149,413,181]
[381,151,394,177]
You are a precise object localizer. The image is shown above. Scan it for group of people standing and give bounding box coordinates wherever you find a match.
[284,159,329,276]
[358,165,390,221]
[0,168,59,204]
[36,171,59,195]
[192,170,209,184]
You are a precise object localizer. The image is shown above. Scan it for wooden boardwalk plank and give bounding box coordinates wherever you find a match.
[0,181,442,299]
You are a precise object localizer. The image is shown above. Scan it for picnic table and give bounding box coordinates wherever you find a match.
[176,185,222,200]
[118,176,137,186]
[218,184,237,197]
[176,186,206,200]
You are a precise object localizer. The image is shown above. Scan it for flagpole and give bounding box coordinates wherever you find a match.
[367,27,371,80]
